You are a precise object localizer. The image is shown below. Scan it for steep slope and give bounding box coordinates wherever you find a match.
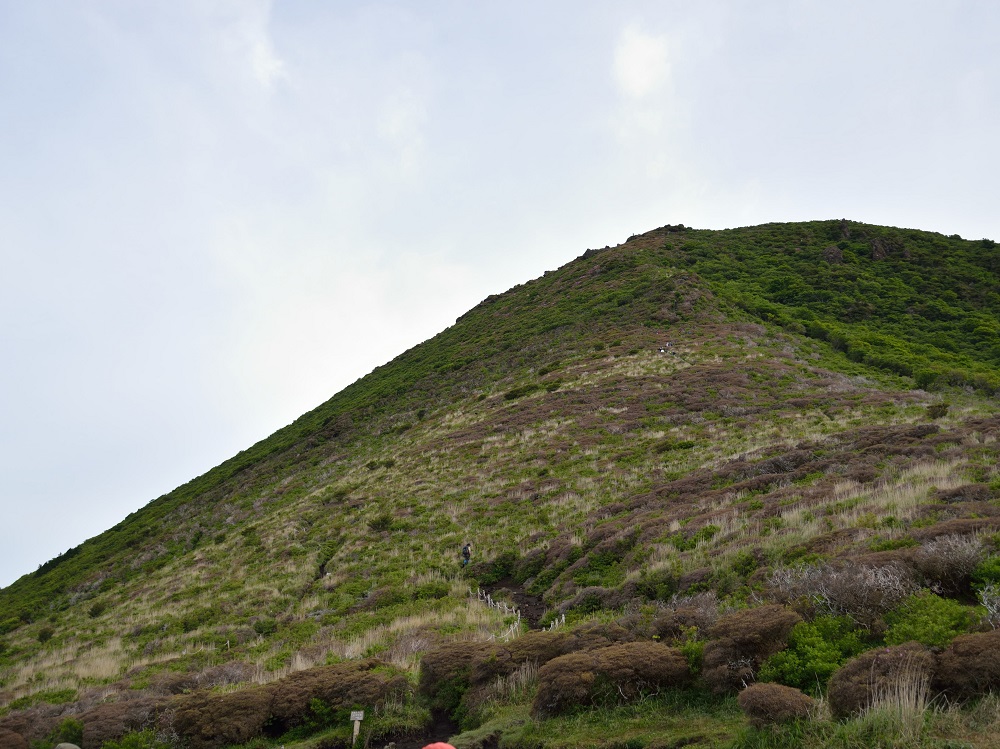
[1,220,998,748]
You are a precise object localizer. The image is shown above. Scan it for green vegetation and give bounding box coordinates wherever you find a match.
[884,592,981,648]
[672,222,1000,393]
[759,616,868,693]
[0,220,998,748]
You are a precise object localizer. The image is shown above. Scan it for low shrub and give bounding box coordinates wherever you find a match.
[469,630,572,689]
[935,483,992,503]
[418,640,493,714]
[926,402,950,420]
[913,534,984,594]
[702,605,801,694]
[934,629,1000,700]
[171,659,407,749]
[972,555,1000,587]
[470,550,519,586]
[827,642,934,718]
[268,661,409,731]
[651,592,720,642]
[884,591,981,648]
[80,698,165,749]
[171,688,272,749]
[769,562,917,628]
[421,622,644,718]
[737,682,813,727]
[531,641,690,717]
[0,731,27,749]
[48,717,83,747]
[758,615,867,693]
[100,729,174,749]
[252,618,277,636]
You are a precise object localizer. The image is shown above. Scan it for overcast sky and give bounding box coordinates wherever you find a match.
[1,0,998,588]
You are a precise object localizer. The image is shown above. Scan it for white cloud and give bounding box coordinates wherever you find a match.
[613,24,670,98]
[378,86,429,177]
[209,0,286,90]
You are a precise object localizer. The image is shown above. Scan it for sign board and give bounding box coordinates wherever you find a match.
[350,711,365,722]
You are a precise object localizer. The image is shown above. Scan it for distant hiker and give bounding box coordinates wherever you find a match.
[461,543,472,567]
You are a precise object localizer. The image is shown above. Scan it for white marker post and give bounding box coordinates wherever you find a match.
[350,710,364,746]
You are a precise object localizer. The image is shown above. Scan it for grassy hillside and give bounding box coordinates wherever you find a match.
[1,219,999,749]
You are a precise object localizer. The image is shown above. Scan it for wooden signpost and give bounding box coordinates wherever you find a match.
[350,711,364,746]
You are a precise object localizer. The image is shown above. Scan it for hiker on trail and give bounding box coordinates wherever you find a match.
[461,543,472,567]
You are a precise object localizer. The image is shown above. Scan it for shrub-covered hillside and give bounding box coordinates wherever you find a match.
[0,219,999,748]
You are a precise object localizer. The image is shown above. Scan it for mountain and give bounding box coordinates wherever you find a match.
[1,219,999,749]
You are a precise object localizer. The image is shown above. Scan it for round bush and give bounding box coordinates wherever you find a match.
[884,591,980,648]
[827,643,934,718]
[702,605,801,694]
[531,641,690,717]
[934,629,1000,700]
[738,683,813,727]
[758,615,866,693]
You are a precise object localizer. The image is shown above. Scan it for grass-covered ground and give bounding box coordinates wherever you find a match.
[0,220,998,749]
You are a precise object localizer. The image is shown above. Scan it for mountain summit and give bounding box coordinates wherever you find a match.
[1,220,999,748]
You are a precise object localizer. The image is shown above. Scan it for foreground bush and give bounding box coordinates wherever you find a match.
[701,605,801,693]
[737,683,813,727]
[418,640,494,714]
[172,659,408,749]
[81,697,166,749]
[827,642,934,718]
[934,629,1000,700]
[769,563,916,628]
[419,624,639,717]
[912,534,984,595]
[531,641,691,717]
[758,615,867,693]
[0,729,27,749]
[884,591,981,648]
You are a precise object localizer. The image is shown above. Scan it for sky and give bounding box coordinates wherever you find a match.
[1,0,999,588]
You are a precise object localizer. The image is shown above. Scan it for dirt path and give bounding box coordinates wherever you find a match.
[483,577,547,628]
[374,711,460,749]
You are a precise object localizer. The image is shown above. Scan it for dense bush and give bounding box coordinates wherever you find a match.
[934,629,1000,700]
[0,730,27,749]
[531,642,690,717]
[418,640,494,714]
[651,593,720,642]
[468,630,573,690]
[827,643,934,718]
[769,562,917,628]
[701,605,801,694]
[758,615,867,693]
[912,534,984,594]
[80,698,165,749]
[171,660,408,749]
[884,591,981,648]
[419,623,644,719]
[171,688,272,749]
[972,555,1000,587]
[100,729,174,749]
[737,683,813,727]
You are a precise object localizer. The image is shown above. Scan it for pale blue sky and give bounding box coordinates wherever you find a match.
[2,0,998,587]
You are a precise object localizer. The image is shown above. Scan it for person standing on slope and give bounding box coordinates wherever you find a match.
[461,542,472,568]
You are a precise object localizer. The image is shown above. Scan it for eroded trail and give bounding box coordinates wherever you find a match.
[376,710,459,749]
[483,576,546,628]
